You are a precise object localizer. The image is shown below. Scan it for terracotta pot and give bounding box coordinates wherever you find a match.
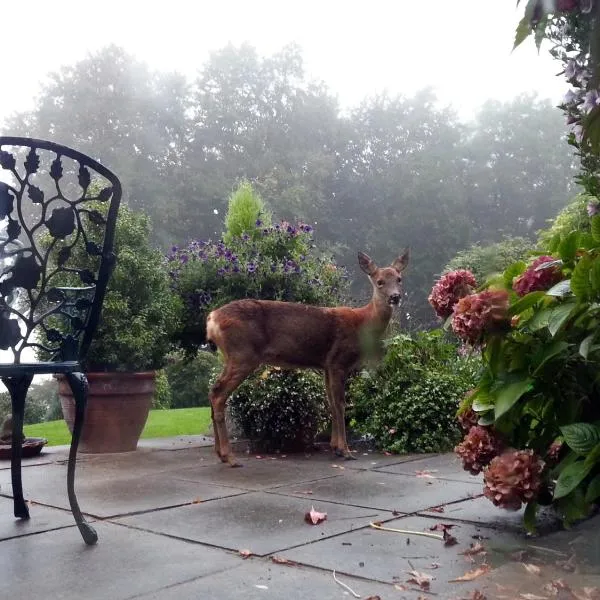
[57,372,155,454]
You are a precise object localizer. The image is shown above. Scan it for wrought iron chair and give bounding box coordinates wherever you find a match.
[0,137,121,544]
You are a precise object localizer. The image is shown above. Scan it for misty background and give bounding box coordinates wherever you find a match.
[0,0,577,325]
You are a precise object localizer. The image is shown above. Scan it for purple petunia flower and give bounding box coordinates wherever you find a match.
[256,219,262,227]
[180,254,189,264]
[247,262,257,273]
[242,233,250,241]
[587,200,600,217]
[582,89,600,113]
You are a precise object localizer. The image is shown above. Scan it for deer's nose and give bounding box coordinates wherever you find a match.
[389,294,401,305]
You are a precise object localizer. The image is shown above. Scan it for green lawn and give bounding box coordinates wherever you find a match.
[24,407,212,446]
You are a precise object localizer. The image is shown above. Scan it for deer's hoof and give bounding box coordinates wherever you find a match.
[226,455,242,468]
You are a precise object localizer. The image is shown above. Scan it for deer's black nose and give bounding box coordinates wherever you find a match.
[389,294,401,306]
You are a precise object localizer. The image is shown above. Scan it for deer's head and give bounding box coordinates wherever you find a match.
[358,249,410,306]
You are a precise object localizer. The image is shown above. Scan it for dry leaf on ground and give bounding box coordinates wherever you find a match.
[429,505,445,513]
[406,570,433,590]
[239,549,253,558]
[271,556,297,566]
[461,592,487,600]
[304,506,327,525]
[449,564,491,582]
[415,469,438,478]
[519,594,548,600]
[364,596,382,600]
[444,529,459,546]
[294,490,313,495]
[522,563,542,576]
[460,542,486,557]
[429,523,456,532]
[572,588,600,600]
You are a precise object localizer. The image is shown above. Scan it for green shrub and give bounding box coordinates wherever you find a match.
[152,370,172,409]
[444,237,534,286]
[39,200,182,372]
[227,367,329,452]
[0,379,59,425]
[537,193,592,251]
[166,351,218,408]
[223,181,272,244]
[349,330,480,453]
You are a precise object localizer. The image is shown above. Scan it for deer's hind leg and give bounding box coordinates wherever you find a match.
[324,370,341,455]
[209,359,256,467]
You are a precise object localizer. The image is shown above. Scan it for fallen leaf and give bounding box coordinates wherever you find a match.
[371,520,383,527]
[462,592,487,600]
[392,509,401,516]
[271,556,297,566]
[415,469,438,478]
[522,563,542,576]
[384,451,393,456]
[394,584,407,591]
[461,542,487,556]
[365,597,382,600]
[573,588,600,600]
[255,585,268,590]
[429,505,445,513]
[239,549,253,558]
[543,579,569,595]
[191,497,202,504]
[255,455,263,459]
[304,506,327,525]
[430,562,440,570]
[429,523,456,532]
[331,464,345,470]
[449,564,491,582]
[519,594,548,600]
[294,490,313,495]
[406,570,433,590]
[444,529,459,546]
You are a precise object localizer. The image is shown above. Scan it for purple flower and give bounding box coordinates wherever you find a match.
[287,225,296,235]
[171,245,179,253]
[247,262,257,273]
[232,265,240,273]
[242,233,250,241]
[270,263,277,272]
[180,254,189,264]
[301,224,313,233]
[256,219,262,227]
[582,89,600,113]
[565,59,581,81]
[587,200,600,217]
[217,267,226,275]
[563,89,580,105]
[262,228,270,236]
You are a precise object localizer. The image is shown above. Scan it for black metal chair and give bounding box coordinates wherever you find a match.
[0,137,121,544]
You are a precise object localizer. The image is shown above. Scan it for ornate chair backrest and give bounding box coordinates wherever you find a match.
[0,137,121,365]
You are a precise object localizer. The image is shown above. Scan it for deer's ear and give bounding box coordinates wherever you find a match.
[358,252,377,276]
[391,247,410,273]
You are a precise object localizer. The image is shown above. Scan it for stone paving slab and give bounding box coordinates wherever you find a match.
[113,491,391,556]
[0,521,242,600]
[135,559,396,600]
[374,452,484,484]
[279,514,530,589]
[0,496,81,540]
[421,495,563,534]
[269,469,482,513]
[170,455,343,491]
[0,465,248,518]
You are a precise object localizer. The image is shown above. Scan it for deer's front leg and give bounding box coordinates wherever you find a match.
[328,369,356,461]
[324,371,341,454]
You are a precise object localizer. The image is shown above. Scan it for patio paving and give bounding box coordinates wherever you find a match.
[0,439,598,599]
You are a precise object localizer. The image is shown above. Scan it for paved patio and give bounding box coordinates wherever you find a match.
[0,437,599,599]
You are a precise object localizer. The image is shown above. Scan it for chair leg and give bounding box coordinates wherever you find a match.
[65,372,98,545]
[2,374,33,519]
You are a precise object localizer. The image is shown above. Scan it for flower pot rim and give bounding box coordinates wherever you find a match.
[56,371,156,380]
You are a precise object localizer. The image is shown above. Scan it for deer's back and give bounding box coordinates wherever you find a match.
[207,299,361,369]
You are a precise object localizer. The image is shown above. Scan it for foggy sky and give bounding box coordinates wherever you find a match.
[0,0,566,125]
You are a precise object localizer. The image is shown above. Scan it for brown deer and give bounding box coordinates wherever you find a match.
[206,249,410,466]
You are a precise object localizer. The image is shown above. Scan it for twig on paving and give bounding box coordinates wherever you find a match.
[332,570,361,598]
[369,522,444,540]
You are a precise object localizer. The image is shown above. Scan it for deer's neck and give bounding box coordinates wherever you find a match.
[361,293,393,336]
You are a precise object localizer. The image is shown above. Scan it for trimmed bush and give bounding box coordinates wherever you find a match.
[227,367,328,453]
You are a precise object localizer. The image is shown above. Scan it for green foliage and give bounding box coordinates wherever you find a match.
[223,181,272,244]
[445,237,534,286]
[152,370,172,409]
[165,351,218,408]
[226,368,329,452]
[0,379,60,425]
[40,199,182,372]
[538,195,592,252]
[348,330,480,453]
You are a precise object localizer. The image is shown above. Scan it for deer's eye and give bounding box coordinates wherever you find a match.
[376,279,384,287]
[397,277,402,283]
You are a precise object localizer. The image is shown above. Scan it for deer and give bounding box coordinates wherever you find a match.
[206,248,410,467]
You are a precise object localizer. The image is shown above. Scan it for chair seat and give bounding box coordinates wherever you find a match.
[0,361,81,377]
